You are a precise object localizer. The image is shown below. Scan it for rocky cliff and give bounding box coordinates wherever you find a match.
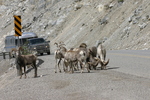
[0,0,150,52]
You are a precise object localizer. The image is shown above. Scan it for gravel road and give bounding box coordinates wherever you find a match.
[0,51,150,100]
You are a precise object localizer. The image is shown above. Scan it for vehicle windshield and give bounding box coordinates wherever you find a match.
[30,38,45,44]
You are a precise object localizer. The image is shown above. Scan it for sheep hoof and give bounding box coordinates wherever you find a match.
[34,75,37,78]
[69,71,73,74]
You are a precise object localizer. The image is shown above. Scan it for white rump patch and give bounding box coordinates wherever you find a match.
[79,51,84,55]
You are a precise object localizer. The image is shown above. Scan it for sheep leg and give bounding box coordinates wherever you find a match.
[24,66,27,79]
[68,62,73,74]
[79,61,84,73]
[86,63,90,73]
[34,63,37,78]
[55,59,57,73]
[70,62,74,73]
[58,59,61,73]
[81,62,85,73]
[74,61,79,71]
[63,60,68,72]
[63,60,65,72]
[20,66,23,79]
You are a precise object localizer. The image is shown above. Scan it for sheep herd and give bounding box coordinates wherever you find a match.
[54,42,109,74]
[11,42,109,79]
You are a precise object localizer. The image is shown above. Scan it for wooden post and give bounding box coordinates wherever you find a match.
[9,52,11,59]
[2,52,5,59]
[16,63,22,76]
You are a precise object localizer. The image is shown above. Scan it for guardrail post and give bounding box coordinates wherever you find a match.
[9,52,11,59]
[2,52,5,59]
[16,63,22,76]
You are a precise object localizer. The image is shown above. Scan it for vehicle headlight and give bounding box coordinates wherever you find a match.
[45,45,49,48]
[33,47,36,49]
[31,47,36,50]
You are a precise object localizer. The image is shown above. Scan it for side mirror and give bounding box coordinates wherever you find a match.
[47,41,50,43]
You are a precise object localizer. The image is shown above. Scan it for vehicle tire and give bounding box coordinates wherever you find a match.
[40,53,43,55]
[47,52,50,55]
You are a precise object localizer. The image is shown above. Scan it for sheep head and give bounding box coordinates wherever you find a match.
[79,43,87,48]
[54,42,66,49]
[100,59,109,70]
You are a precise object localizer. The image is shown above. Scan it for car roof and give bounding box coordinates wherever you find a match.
[28,38,44,41]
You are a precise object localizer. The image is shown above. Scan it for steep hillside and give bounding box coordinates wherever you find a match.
[0,0,150,53]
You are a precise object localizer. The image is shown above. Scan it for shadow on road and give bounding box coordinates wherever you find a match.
[95,66,119,70]
[37,58,44,67]
[26,58,44,74]
[107,66,120,70]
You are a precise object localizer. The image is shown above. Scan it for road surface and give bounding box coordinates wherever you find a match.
[107,50,150,78]
[0,50,149,100]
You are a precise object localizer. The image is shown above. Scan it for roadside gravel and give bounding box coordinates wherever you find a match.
[0,54,150,100]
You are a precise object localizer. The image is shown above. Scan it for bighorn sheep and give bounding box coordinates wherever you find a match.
[64,49,90,73]
[97,43,109,70]
[64,43,90,73]
[54,42,90,73]
[54,42,67,73]
[14,47,37,79]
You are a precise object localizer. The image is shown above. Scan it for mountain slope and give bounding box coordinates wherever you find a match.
[0,0,149,52]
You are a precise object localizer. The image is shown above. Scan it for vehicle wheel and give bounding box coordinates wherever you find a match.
[40,53,43,55]
[47,52,50,55]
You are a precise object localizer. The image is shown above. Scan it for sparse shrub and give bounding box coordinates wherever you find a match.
[118,0,124,3]
[21,46,31,55]
[74,0,81,2]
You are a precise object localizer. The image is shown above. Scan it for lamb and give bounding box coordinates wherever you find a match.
[14,47,37,79]
[97,43,109,70]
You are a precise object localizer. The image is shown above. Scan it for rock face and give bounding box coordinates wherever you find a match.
[0,0,150,52]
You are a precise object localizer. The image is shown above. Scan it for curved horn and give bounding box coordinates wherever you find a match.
[104,59,109,66]
[11,48,17,52]
[54,42,59,48]
[59,41,66,46]
[59,41,64,44]
[99,59,104,66]
[93,57,99,61]
[18,47,24,55]
[59,43,66,48]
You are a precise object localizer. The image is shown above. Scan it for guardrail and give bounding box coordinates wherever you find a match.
[0,52,11,59]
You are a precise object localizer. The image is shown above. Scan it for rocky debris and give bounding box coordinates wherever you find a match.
[0,0,149,52]
[74,3,83,11]
[74,0,82,2]
[138,23,147,30]
[99,17,108,25]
